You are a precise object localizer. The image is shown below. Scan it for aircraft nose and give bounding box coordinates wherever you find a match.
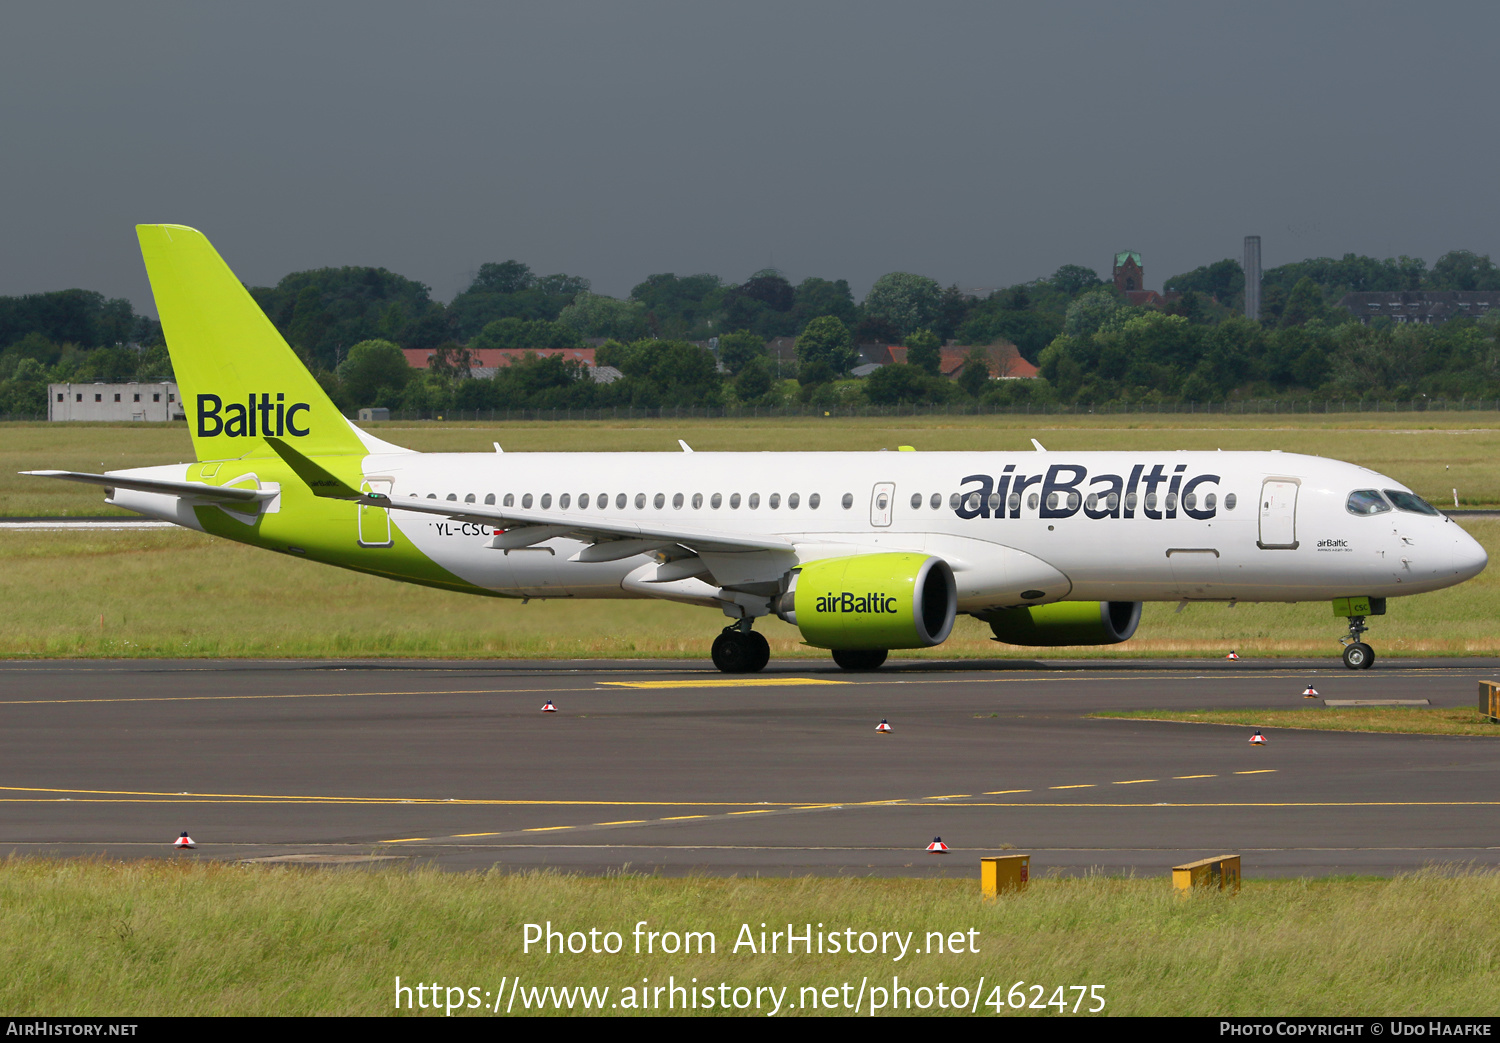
[1447,523,1488,582]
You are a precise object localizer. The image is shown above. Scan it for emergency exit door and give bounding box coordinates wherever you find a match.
[870,482,895,527]
[358,479,393,547]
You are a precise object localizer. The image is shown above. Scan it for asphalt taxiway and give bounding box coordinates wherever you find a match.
[2,657,1497,877]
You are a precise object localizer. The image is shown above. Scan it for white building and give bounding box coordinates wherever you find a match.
[48,382,183,421]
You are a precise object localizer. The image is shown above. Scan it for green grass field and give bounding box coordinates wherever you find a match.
[4,860,1497,1016]
[1092,707,1500,737]
[5,412,1500,515]
[2,520,1498,659]
[2,415,1498,660]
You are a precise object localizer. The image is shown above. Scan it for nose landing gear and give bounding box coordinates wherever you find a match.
[1339,615,1374,670]
[711,622,770,674]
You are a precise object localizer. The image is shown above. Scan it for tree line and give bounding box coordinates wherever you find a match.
[2,248,1498,417]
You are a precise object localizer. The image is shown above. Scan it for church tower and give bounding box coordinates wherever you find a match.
[1113,251,1144,294]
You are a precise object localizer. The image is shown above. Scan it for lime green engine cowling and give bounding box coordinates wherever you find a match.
[778,553,957,650]
[984,601,1142,646]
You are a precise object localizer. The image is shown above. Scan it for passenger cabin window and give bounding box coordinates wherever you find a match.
[446,493,457,501]
[841,493,853,509]
[522,494,533,508]
[788,493,799,509]
[949,493,960,509]
[653,493,665,509]
[540,494,552,509]
[579,494,589,509]
[1384,490,1440,516]
[1027,493,1039,511]
[692,493,703,509]
[464,493,476,503]
[503,494,514,507]
[808,493,820,509]
[730,493,741,509]
[635,493,646,509]
[559,493,570,509]
[768,493,781,509]
[910,493,922,509]
[485,494,496,505]
[711,493,722,509]
[748,493,760,509]
[929,493,940,509]
[672,493,684,509]
[1224,493,1237,510]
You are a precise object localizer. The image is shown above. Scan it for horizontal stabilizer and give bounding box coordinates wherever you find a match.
[263,437,363,500]
[22,470,275,504]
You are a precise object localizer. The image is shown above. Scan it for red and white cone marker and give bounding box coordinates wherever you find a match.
[1225,651,1240,660]
[1302,685,1320,699]
[926,837,949,853]
[541,700,557,713]
[173,832,195,849]
[876,719,892,733]
[1249,730,1267,745]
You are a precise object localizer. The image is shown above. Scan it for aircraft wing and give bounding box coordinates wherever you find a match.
[22,470,276,504]
[262,436,792,556]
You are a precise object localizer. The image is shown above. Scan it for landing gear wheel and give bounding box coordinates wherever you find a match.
[1342,642,1375,670]
[832,648,888,671]
[711,627,770,674]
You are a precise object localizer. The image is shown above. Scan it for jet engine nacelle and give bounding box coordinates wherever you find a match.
[984,601,1142,646]
[776,553,957,650]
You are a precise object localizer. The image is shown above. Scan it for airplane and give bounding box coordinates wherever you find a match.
[24,225,1490,673]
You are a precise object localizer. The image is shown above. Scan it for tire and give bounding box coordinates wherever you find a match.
[744,631,771,673]
[1342,642,1375,670]
[712,629,769,673]
[832,648,888,671]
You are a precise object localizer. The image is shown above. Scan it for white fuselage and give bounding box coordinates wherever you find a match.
[319,449,1485,610]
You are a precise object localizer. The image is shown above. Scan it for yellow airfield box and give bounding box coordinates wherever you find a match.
[1172,855,1241,894]
[981,854,1030,896]
[1479,681,1500,723]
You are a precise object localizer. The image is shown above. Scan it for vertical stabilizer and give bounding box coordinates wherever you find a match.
[136,224,369,461]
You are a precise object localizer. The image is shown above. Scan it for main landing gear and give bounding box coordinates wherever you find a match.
[1340,615,1375,670]
[711,622,770,674]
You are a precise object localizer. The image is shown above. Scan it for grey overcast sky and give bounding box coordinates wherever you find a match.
[2,2,1497,314]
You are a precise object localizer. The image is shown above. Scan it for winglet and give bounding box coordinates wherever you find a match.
[264,437,365,500]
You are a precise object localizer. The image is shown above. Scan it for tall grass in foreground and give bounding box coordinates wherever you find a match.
[2,523,1498,658]
[3,860,1497,1016]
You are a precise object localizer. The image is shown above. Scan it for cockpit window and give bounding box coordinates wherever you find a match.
[1384,489,1441,516]
[1346,489,1392,516]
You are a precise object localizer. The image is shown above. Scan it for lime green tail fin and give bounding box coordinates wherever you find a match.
[137,224,397,461]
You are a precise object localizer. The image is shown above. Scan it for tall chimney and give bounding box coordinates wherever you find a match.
[1244,235,1262,321]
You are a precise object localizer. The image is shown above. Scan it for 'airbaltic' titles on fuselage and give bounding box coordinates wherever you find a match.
[198,394,311,438]
[955,463,1222,521]
[815,592,899,614]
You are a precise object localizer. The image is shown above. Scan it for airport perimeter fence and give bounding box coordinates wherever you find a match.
[367,397,1500,422]
[10,397,1500,424]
